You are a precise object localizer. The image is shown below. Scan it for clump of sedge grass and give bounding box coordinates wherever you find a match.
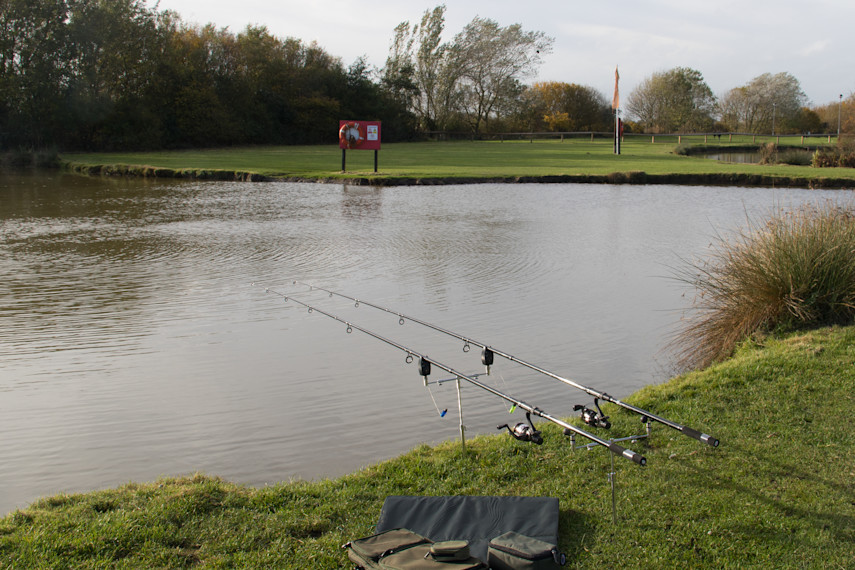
[671,201,855,371]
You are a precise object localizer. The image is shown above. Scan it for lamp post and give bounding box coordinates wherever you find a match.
[838,94,843,139]
[772,102,776,136]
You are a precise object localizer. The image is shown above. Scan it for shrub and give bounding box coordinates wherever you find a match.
[758,142,779,164]
[812,136,855,168]
[671,202,855,371]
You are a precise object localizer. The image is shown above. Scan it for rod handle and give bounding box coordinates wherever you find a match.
[681,426,720,447]
[608,442,646,466]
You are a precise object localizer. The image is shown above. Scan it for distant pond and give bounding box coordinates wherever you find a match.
[704,149,814,164]
[704,151,762,163]
[1,171,852,515]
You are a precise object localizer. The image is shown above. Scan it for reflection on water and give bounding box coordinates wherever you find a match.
[705,152,761,163]
[1,171,851,515]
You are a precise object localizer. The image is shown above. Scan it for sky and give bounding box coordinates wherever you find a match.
[151,0,854,106]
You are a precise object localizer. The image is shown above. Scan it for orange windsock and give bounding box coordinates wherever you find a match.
[612,66,620,110]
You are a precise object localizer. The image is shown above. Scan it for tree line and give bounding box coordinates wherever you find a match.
[625,67,853,135]
[0,0,413,150]
[1,1,851,153]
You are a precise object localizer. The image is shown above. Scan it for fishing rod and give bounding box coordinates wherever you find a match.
[284,280,719,449]
[256,284,647,466]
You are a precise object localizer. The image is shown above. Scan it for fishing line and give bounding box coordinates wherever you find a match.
[255,283,647,466]
[425,382,448,418]
[283,280,719,449]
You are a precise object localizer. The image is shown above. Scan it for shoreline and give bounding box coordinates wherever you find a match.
[59,160,855,189]
[2,326,853,567]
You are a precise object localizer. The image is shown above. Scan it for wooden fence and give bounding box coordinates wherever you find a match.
[424,131,840,145]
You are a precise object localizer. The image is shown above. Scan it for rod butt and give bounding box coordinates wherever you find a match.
[682,426,720,447]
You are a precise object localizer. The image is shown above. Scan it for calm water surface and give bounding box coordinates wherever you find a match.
[1,172,851,514]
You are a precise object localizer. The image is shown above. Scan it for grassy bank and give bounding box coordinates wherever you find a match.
[2,326,853,568]
[59,138,855,188]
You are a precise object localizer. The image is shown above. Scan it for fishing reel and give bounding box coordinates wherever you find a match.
[574,399,611,430]
[497,412,543,445]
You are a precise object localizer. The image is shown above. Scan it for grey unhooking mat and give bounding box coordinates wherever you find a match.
[375,496,560,562]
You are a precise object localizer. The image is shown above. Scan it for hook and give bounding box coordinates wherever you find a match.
[463,342,470,353]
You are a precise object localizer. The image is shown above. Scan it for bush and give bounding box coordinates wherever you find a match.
[812,136,855,168]
[758,142,779,164]
[671,202,855,371]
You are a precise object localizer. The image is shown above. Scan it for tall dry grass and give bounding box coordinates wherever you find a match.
[671,201,855,371]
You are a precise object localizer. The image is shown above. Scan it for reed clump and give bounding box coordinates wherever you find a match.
[672,201,855,371]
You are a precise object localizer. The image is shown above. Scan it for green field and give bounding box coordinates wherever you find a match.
[2,326,853,568]
[60,137,855,186]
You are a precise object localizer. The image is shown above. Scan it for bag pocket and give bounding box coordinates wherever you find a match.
[487,531,566,569]
[378,543,486,569]
[344,528,430,569]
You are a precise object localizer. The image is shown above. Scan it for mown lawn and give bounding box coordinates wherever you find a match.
[2,326,853,568]
[60,137,855,184]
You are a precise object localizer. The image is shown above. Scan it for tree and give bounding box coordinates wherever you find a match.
[526,82,610,131]
[382,5,453,131]
[384,5,552,133]
[719,72,808,134]
[449,16,552,133]
[813,94,855,135]
[65,0,166,148]
[626,67,716,133]
[0,0,74,146]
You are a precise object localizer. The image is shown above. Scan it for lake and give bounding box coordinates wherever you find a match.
[1,172,851,515]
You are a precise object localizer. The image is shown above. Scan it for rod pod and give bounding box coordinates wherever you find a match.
[283,281,719,448]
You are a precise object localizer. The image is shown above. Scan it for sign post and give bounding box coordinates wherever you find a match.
[339,121,381,173]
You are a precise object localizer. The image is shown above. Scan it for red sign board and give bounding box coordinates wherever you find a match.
[339,120,381,150]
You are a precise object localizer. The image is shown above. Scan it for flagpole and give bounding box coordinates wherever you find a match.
[613,66,621,155]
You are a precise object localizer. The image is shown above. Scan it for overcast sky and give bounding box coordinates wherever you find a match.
[151,0,853,106]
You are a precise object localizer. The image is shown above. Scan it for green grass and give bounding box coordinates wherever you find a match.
[2,326,853,568]
[59,138,855,186]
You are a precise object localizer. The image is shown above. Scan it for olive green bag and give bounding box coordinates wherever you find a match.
[487,531,566,570]
[344,528,486,569]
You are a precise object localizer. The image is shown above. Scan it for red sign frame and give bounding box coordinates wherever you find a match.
[339,120,381,150]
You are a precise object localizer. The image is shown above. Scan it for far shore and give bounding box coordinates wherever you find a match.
[56,138,855,190]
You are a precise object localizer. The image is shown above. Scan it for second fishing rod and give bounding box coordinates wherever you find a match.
[286,280,719,449]
[258,284,646,466]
